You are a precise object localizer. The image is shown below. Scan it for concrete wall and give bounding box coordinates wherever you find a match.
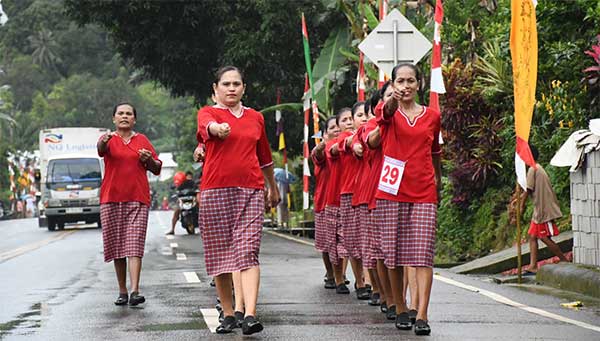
[571,150,600,267]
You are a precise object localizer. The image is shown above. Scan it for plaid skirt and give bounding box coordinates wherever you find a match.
[314,210,327,252]
[199,188,264,276]
[340,194,362,260]
[101,202,149,263]
[375,199,437,268]
[360,205,383,269]
[325,205,348,265]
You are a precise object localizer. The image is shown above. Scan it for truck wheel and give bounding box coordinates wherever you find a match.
[97,220,102,229]
[57,221,65,230]
[47,217,56,231]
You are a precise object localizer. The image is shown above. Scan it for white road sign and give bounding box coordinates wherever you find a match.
[358,9,432,78]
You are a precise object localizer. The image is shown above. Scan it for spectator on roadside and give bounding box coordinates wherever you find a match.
[165,171,195,235]
[521,142,568,273]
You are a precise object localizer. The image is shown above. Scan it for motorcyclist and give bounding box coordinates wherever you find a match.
[165,171,195,235]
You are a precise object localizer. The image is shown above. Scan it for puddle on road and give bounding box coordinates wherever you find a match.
[0,302,46,337]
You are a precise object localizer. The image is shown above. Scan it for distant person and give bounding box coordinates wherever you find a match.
[521,142,568,273]
[166,171,195,235]
[97,102,162,307]
[196,66,279,334]
[25,195,35,218]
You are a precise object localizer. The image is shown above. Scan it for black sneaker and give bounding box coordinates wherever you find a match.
[368,292,381,306]
[343,276,350,285]
[336,283,350,294]
[380,302,388,314]
[414,319,431,336]
[324,278,336,289]
[386,305,396,320]
[408,309,418,324]
[395,312,412,330]
[216,316,236,334]
[234,311,244,328]
[356,287,370,300]
[241,315,264,335]
[128,292,145,306]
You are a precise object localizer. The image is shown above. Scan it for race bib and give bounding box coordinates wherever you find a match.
[378,155,406,196]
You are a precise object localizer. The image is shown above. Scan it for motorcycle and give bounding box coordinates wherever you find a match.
[176,187,199,235]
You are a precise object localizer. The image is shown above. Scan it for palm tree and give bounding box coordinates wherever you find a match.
[28,28,62,73]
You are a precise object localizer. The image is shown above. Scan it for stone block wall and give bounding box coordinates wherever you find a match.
[571,150,600,267]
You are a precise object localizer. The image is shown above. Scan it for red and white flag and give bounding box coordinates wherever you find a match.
[357,52,366,101]
[429,0,446,113]
[302,75,311,209]
[378,0,388,87]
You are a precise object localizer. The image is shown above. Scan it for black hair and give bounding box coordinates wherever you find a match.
[214,65,245,84]
[369,89,382,112]
[335,107,352,126]
[112,102,137,118]
[391,63,421,85]
[185,171,193,177]
[323,116,338,135]
[380,80,392,99]
[351,101,365,118]
[528,142,539,162]
[364,100,371,116]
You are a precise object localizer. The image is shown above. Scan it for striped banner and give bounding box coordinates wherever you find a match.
[357,52,366,101]
[302,75,311,210]
[378,0,389,87]
[429,0,446,112]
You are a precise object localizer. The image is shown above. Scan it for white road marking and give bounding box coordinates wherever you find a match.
[170,242,178,248]
[263,229,315,247]
[200,308,220,333]
[166,235,175,240]
[434,274,600,334]
[176,253,187,260]
[184,271,201,283]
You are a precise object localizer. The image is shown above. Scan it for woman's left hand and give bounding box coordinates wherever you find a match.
[267,186,281,209]
[138,148,153,163]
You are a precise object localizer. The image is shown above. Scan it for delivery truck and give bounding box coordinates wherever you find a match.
[38,127,110,231]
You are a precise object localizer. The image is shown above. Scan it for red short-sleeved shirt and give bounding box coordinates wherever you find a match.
[375,103,441,203]
[363,120,385,209]
[324,139,342,207]
[337,130,361,195]
[351,124,371,206]
[311,147,329,213]
[99,133,161,206]
[197,105,273,190]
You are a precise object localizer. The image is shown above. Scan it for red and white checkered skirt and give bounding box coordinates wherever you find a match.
[325,205,348,265]
[199,188,264,276]
[100,202,149,263]
[314,210,327,252]
[376,199,437,268]
[340,194,362,260]
[360,205,383,269]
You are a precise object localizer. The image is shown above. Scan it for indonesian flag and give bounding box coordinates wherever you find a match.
[378,0,388,87]
[303,74,311,209]
[429,0,446,112]
[357,52,366,101]
[510,0,538,189]
[302,13,320,145]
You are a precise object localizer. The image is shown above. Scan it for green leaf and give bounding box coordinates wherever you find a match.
[339,47,359,62]
[359,3,379,30]
[312,26,350,114]
[259,103,303,114]
[0,113,17,125]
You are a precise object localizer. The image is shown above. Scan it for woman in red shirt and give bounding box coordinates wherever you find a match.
[196,66,279,335]
[97,103,162,307]
[311,116,340,289]
[371,64,441,335]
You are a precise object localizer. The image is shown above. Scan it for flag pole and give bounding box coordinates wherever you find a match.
[516,183,522,284]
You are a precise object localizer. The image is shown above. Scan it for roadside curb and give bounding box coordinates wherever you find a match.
[537,262,600,299]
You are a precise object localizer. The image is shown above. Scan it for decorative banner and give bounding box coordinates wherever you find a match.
[429,0,446,112]
[302,75,311,210]
[378,0,389,87]
[357,52,366,101]
[302,13,320,144]
[510,0,538,189]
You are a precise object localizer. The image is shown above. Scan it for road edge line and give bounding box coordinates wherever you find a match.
[0,230,77,263]
[263,229,315,247]
[434,274,600,334]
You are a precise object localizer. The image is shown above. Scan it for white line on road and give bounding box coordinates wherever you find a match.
[264,229,315,247]
[434,274,600,334]
[184,271,201,283]
[176,253,187,260]
[0,230,77,263]
[166,235,174,240]
[200,308,220,333]
[170,242,178,248]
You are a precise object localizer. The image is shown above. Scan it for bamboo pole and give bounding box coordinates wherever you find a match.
[515,183,522,284]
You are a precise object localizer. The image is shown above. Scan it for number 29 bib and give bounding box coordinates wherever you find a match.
[378,155,406,196]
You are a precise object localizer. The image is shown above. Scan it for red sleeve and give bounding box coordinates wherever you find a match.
[337,131,353,153]
[431,109,442,155]
[197,106,217,143]
[375,101,391,126]
[311,146,326,166]
[256,115,273,168]
[141,134,162,175]
[362,119,378,144]
[325,139,339,160]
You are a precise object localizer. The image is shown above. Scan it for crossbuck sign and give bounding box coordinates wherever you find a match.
[359,9,432,77]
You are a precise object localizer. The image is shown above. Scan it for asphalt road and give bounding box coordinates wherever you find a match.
[1,211,599,340]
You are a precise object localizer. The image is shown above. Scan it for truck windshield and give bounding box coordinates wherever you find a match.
[48,158,101,183]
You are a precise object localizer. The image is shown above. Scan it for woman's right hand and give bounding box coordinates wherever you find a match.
[102,132,116,144]
[210,123,231,139]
